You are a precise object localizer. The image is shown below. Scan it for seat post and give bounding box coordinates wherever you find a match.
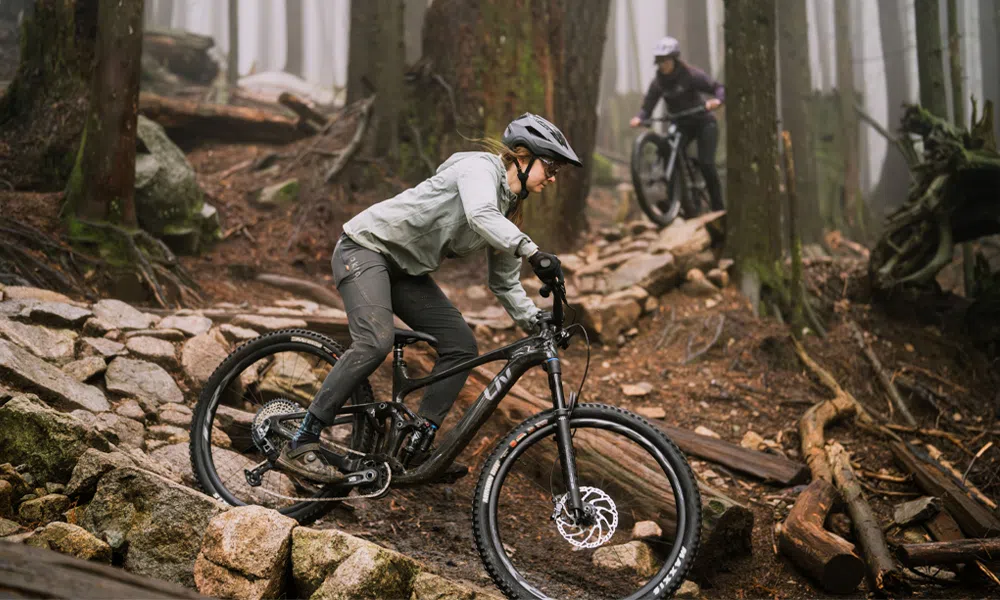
[392,343,409,398]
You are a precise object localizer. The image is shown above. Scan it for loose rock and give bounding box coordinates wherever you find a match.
[91,299,158,331]
[219,324,259,343]
[24,521,112,563]
[622,382,654,397]
[592,541,659,578]
[61,356,107,383]
[80,337,126,358]
[0,318,76,362]
[181,329,229,386]
[105,357,184,405]
[126,336,179,368]
[18,493,71,524]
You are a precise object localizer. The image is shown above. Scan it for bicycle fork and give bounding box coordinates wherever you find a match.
[546,356,587,522]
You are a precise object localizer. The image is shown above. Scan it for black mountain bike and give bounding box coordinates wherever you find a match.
[630,106,711,227]
[189,269,700,599]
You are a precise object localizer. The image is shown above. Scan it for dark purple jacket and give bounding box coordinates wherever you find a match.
[637,62,725,122]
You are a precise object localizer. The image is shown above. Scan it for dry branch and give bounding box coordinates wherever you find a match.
[828,442,907,593]
[925,444,997,510]
[279,91,329,130]
[846,319,917,426]
[897,538,1000,567]
[253,273,344,310]
[776,479,865,594]
[325,96,375,183]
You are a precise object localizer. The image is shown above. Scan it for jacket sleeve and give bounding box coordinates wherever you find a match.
[456,157,539,258]
[637,79,662,121]
[487,249,540,333]
[690,66,725,103]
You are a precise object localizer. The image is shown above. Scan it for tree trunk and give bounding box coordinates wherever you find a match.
[625,0,642,92]
[404,0,427,65]
[155,0,174,29]
[685,0,712,75]
[285,0,304,77]
[915,0,948,119]
[0,0,98,190]
[724,0,784,312]
[65,0,144,228]
[869,0,914,223]
[347,0,404,158]
[834,0,860,236]
[415,0,611,250]
[778,0,821,244]
[227,0,239,86]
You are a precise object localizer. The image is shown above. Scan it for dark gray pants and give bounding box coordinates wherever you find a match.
[307,235,478,426]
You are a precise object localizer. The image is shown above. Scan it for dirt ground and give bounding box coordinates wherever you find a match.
[2,130,998,598]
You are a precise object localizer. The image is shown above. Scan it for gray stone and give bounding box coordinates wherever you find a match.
[219,324,259,343]
[592,541,659,578]
[61,356,107,383]
[91,299,158,331]
[0,517,21,537]
[409,571,479,600]
[123,328,187,341]
[105,357,184,405]
[574,294,642,341]
[158,405,192,428]
[147,443,197,486]
[230,314,308,331]
[70,411,145,450]
[16,301,93,328]
[134,115,219,254]
[256,178,300,206]
[259,351,322,405]
[80,336,126,358]
[125,336,178,368]
[24,521,112,563]
[65,449,147,499]
[631,520,663,539]
[606,253,679,296]
[0,464,31,503]
[310,542,419,600]
[181,329,229,386]
[0,318,76,362]
[146,425,189,444]
[114,399,147,422]
[81,466,224,587]
[44,482,65,495]
[18,493,71,524]
[675,580,702,599]
[157,314,213,337]
[193,506,297,600]
[0,395,111,484]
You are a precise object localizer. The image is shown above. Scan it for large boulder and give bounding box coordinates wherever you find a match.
[605,252,680,296]
[134,115,221,254]
[105,357,184,405]
[65,449,137,499]
[91,299,158,331]
[310,542,420,600]
[291,527,368,597]
[409,571,503,600]
[70,410,146,450]
[0,318,76,361]
[24,521,113,563]
[0,395,110,483]
[574,292,644,340]
[0,340,108,412]
[181,329,229,386]
[81,466,224,587]
[194,506,297,600]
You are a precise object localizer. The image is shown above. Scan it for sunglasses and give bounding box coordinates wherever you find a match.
[537,156,563,178]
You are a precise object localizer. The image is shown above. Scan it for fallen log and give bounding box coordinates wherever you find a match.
[828,442,907,593]
[776,479,866,593]
[656,424,810,486]
[0,542,205,599]
[897,539,1000,567]
[890,441,1000,538]
[279,92,329,130]
[325,96,374,183]
[410,352,754,573]
[925,443,997,510]
[925,509,965,542]
[252,273,344,310]
[138,92,309,145]
[143,29,219,85]
[799,392,856,484]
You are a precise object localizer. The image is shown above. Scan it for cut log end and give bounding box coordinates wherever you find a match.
[821,554,868,595]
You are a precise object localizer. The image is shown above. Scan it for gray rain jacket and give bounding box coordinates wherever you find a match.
[342,152,541,331]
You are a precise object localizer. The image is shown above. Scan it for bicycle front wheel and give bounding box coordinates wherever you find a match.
[473,404,701,599]
[631,131,682,227]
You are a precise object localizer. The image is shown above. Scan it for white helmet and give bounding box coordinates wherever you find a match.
[653,36,680,63]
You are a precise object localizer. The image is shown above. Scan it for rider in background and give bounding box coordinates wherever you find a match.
[630,36,725,212]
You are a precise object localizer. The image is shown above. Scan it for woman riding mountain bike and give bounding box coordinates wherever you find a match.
[630,36,725,213]
[276,113,580,484]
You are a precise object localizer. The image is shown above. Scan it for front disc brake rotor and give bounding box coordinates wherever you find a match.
[552,486,618,549]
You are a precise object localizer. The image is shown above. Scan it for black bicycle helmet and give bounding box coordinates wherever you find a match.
[502,113,582,199]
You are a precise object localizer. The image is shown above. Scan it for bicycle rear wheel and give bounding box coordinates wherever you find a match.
[473,404,700,599]
[631,131,682,227]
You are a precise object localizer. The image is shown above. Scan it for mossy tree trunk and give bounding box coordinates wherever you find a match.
[724,0,786,314]
[915,0,948,119]
[0,0,97,190]
[777,0,821,245]
[347,0,404,159]
[65,0,144,229]
[415,0,611,250]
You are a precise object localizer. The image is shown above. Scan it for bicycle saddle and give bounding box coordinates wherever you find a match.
[393,328,438,347]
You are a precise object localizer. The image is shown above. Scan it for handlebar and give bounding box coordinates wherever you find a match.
[639,105,708,127]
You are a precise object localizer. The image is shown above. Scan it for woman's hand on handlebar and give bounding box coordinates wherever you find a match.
[629,116,642,128]
[529,250,563,281]
[705,98,722,111]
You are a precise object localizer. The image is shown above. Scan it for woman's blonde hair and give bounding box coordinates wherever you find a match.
[475,138,532,228]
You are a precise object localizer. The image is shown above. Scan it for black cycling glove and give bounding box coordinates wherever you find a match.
[528,251,562,281]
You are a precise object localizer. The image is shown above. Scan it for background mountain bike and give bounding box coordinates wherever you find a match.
[189,266,701,599]
[630,106,712,227]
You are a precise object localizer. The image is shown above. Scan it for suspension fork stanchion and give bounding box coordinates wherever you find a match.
[547,354,586,518]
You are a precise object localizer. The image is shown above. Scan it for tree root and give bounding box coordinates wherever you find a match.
[684,314,725,364]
